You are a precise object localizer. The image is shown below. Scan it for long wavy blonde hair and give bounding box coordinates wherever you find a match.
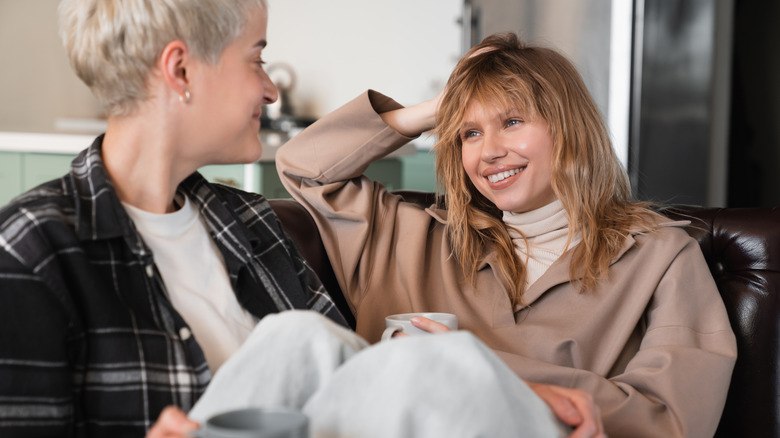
[434,33,663,307]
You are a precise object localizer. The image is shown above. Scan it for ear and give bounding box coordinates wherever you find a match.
[159,40,191,98]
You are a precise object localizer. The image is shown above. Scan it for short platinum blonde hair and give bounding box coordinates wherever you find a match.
[58,0,266,116]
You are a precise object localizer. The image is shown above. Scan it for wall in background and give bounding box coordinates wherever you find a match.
[467,0,633,167]
[0,0,461,141]
[0,0,103,134]
[264,0,461,122]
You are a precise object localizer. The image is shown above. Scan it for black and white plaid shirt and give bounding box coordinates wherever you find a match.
[0,136,348,437]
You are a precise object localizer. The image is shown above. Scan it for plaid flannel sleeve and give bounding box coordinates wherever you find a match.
[0,256,76,437]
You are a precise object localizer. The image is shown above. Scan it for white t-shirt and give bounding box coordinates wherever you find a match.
[123,195,257,373]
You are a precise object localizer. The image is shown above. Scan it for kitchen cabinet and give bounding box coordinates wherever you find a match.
[22,153,76,192]
[199,151,435,200]
[198,164,249,191]
[0,126,436,206]
[0,152,23,206]
[202,157,412,199]
[367,159,402,193]
[400,151,437,193]
[199,163,290,198]
[0,152,77,206]
[0,150,436,208]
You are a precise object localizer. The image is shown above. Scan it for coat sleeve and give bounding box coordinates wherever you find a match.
[0,257,77,437]
[276,91,416,311]
[499,237,737,438]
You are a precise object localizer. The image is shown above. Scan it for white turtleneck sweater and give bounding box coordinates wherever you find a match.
[502,200,581,288]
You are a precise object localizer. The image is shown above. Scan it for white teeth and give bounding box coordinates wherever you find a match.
[487,168,521,183]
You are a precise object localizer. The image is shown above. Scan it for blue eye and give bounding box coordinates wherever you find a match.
[461,130,479,140]
[506,119,522,127]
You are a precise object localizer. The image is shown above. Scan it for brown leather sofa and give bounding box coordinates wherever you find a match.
[269,193,780,437]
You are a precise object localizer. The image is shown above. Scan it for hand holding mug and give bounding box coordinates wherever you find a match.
[187,407,308,438]
[146,406,198,438]
[381,312,458,341]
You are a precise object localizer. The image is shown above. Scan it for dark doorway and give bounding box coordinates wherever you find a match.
[728,0,780,207]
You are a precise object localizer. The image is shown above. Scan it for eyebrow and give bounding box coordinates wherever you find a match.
[459,121,478,132]
[499,108,523,117]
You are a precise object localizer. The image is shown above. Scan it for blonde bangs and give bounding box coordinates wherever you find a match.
[431,33,668,306]
[433,54,540,210]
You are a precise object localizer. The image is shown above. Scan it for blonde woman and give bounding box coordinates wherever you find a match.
[0,0,348,436]
[277,33,737,437]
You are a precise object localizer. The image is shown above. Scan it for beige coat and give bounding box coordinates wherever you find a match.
[276,91,737,438]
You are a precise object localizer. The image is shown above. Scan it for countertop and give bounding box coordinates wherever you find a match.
[0,132,97,155]
[0,130,418,160]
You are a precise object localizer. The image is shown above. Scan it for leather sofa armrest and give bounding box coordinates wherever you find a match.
[269,198,356,329]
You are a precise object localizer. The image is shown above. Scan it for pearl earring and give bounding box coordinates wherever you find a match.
[178,90,191,103]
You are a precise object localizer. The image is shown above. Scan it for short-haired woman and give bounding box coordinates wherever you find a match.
[0,1,347,436]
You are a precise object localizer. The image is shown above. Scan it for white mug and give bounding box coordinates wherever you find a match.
[381,312,458,341]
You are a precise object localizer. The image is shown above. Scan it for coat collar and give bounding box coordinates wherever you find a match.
[69,136,258,268]
[425,205,449,224]
[70,136,141,244]
[420,205,689,311]
[177,172,258,267]
[510,220,689,311]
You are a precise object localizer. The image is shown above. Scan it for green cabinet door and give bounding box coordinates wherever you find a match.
[199,162,293,199]
[0,152,23,207]
[0,150,431,208]
[0,152,77,208]
[400,150,437,192]
[198,164,247,190]
[257,162,289,198]
[22,153,76,191]
[366,158,402,192]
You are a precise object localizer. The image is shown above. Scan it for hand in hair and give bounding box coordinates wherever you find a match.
[377,45,498,138]
[378,93,442,138]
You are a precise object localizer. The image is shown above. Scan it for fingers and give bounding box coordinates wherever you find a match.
[468,46,499,59]
[566,392,604,438]
[146,406,199,438]
[527,382,582,425]
[378,98,438,137]
[410,316,452,334]
[527,382,606,438]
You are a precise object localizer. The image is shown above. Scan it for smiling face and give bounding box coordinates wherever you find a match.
[187,6,278,165]
[460,100,557,214]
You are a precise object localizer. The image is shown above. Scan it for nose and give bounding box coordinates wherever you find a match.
[261,69,279,105]
[481,131,507,161]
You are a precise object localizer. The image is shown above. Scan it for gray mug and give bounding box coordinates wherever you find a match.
[190,407,308,438]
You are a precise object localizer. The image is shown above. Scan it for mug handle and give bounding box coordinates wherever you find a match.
[381,325,404,342]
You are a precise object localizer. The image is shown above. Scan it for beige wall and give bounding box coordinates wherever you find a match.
[263,0,461,120]
[0,0,103,134]
[0,0,460,135]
